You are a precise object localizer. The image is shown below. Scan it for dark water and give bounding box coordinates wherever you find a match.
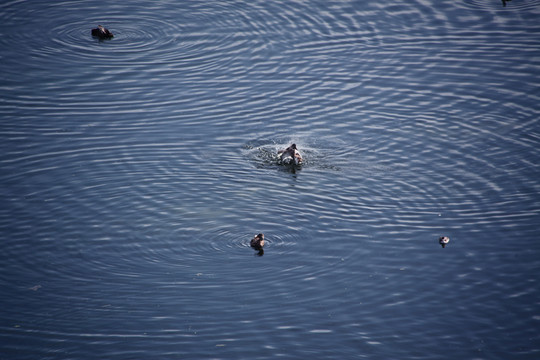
[1,0,539,359]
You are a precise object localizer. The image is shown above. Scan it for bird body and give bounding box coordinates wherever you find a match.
[92,25,114,39]
[250,233,265,249]
[278,144,302,165]
[439,236,450,248]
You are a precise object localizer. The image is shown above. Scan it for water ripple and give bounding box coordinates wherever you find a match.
[1,0,539,358]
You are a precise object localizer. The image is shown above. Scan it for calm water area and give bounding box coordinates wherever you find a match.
[1,1,539,359]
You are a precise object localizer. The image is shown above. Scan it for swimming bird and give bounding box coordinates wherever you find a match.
[439,236,450,248]
[91,25,114,39]
[250,233,265,250]
[278,144,302,165]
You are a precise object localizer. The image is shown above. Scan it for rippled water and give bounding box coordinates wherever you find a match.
[1,0,539,359]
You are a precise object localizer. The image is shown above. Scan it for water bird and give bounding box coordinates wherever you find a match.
[91,25,114,39]
[250,233,265,250]
[439,236,450,248]
[502,0,512,6]
[278,144,302,165]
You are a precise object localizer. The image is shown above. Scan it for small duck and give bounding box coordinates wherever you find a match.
[439,236,450,248]
[278,143,302,165]
[91,25,114,39]
[250,233,265,250]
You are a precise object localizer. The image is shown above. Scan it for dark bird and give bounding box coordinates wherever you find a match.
[439,236,450,248]
[91,25,114,39]
[250,233,265,250]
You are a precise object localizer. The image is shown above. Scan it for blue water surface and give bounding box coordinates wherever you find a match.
[1,1,539,359]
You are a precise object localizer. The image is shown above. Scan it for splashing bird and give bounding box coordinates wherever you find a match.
[278,144,302,165]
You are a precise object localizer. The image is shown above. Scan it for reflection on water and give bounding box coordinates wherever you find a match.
[1,0,539,359]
